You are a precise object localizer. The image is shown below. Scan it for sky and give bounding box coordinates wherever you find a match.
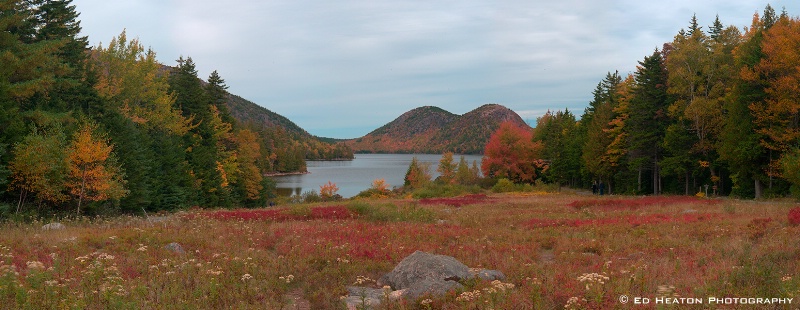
[72,0,799,139]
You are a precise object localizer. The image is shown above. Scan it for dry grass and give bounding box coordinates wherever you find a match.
[0,193,799,309]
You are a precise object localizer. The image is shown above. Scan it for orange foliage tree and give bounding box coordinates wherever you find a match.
[66,123,128,215]
[748,17,800,179]
[481,121,546,183]
[320,181,339,199]
[404,157,431,188]
[437,152,456,184]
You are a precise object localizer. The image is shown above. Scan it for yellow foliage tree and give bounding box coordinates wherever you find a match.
[93,30,192,135]
[66,123,128,215]
[234,129,262,201]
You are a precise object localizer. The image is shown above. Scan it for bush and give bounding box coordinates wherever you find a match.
[492,178,517,193]
[345,201,436,223]
[789,207,800,226]
[410,183,481,199]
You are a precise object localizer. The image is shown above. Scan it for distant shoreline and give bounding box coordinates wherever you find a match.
[265,171,310,177]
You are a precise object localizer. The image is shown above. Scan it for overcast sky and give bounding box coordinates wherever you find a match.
[72,0,799,139]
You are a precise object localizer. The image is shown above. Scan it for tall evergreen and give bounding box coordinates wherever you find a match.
[628,50,670,194]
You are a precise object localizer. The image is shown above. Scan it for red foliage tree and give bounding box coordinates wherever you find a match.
[481,121,547,183]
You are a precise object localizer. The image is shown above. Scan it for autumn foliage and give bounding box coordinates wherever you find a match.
[66,123,127,214]
[482,121,547,183]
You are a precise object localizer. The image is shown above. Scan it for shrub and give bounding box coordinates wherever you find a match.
[319,181,339,199]
[789,207,800,226]
[492,178,517,193]
[345,201,436,223]
[410,183,480,199]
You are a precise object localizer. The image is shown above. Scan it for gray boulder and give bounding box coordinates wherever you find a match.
[164,242,185,254]
[403,278,464,300]
[42,222,65,230]
[378,251,471,290]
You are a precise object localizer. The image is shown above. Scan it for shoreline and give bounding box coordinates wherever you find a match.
[264,171,310,177]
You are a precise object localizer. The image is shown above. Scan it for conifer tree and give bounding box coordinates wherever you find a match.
[628,50,670,194]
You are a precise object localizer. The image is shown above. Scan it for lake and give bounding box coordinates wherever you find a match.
[272,153,483,198]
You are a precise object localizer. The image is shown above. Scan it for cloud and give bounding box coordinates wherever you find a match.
[73,0,800,138]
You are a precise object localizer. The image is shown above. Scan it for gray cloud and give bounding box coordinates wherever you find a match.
[74,0,799,138]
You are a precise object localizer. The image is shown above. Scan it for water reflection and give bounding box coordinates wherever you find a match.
[272,153,483,198]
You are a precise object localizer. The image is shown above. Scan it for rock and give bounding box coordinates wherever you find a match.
[344,286,403,310]
[681,209,698,214]
[403,278,464,300]
[472,269,506,281]
[342,251,507,306]
[378,251,471,290]
[164,242,185,254]
[42,222,65,230]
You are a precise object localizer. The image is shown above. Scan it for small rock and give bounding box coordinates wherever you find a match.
[42,222,65,230]
[164,242,185,254]
[472,269,507,281]
[681,209,698,214]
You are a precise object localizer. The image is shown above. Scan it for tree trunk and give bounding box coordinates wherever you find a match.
[16,189,27,214]
[77,167,86,216]
[638,168,642,193]
[755,178,763,199]
[685,171,689,196]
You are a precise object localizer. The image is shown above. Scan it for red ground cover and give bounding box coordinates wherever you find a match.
[567,196,719,210]
[789,207,800,226]
[525,212,719,229]
[189,205,353,222]
[418,194,492,207]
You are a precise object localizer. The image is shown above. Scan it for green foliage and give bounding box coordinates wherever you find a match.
[410,183,481,199]
[9,126,70,206]
[345,201,436,223]
[491,178,520,193]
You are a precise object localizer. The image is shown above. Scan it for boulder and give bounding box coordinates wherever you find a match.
[342,251,508,307]
[164,242,185,254]
[378,251,471,290]
[402,278,464,300]
[42,222,65,230]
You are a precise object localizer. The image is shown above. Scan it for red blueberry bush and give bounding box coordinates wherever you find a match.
[789,207,800,226]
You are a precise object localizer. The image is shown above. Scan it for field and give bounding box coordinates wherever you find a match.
[1,193,799,309]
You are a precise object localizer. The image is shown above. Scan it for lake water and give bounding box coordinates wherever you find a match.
[273,154,483,198]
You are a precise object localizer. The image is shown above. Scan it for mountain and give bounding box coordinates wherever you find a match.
[347,104,529,154]
[225,94,354,161]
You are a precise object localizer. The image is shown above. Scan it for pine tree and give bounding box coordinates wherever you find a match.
[437,152,456,184]
[581,72,622,191]
[628,50,670,194]
[27,0,92,112]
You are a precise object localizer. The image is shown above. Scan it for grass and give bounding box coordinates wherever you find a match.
[0,194,799,309]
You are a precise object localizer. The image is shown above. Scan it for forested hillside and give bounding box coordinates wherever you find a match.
[533,6,800,198]
[348,104,528,154]
[0,0,351,215]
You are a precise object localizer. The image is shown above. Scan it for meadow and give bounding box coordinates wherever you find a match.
[1,193,799,309]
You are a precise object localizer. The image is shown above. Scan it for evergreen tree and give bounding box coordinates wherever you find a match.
[709,15,724,40]
[628,50,670,194]
[581,72,621,191]
[206,70,236,125]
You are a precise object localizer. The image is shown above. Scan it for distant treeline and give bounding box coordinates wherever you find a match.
[532,5,800,198]
[0,0,351,216]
